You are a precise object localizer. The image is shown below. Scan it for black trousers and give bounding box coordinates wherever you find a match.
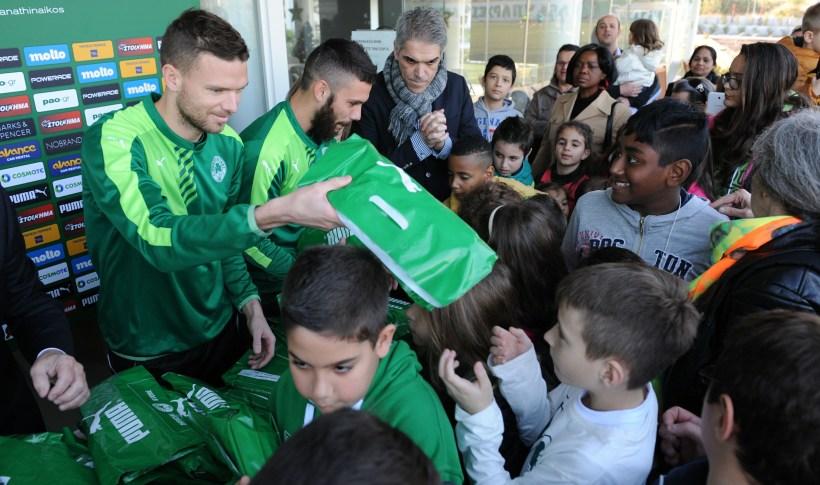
[1,351,46,435]
[107,313,250,387]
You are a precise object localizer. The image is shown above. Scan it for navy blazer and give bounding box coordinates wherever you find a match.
[353,71,481,200]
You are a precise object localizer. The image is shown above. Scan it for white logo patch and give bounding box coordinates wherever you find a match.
[211,155,227,183]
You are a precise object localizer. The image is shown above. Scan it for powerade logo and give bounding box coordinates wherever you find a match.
[28,67,74,90]
[76,271,99,293]
[9,184,49,207]
[0,48,22,68]
[40,111,82,134]
[0,118,35,143]
[44,132,83,155]
[38,261,70,286]
[71,254,94,274]
[84,103,122,126]
[0,72,26,95]
[81,83,120,105]
[58,196,82,216]
[33,89,78,113]
[23,44,70,67]
[17,203,55,229]
[0,162,46,188]
[53,174,82,198]
[49,153,82,177]
[123,78,159,99]
[77,62,118,84]
[62,215,85,237]
[0,140,40,165]
[28,243,65,268]
[0,95,31,118]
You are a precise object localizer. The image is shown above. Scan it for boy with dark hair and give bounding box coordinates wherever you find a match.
[491,117,535,186]
[249,409,441,485]
[273,246,463,484]
[562,99,726,280]
[241,39,376,297]
[446,135,538,212]
[657,310,820,484]
[440,263,699,484]
[474,55,521,141]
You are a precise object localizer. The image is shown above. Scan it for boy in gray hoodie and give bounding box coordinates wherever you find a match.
[562,99,726,281]
[474,54,521,141]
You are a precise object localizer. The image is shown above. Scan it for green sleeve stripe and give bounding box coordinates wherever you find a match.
[100,108,172,247]
[245,246,273,267]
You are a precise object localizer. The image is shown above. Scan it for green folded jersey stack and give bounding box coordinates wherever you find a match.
[299,135,497,310]
[0,430,97,484]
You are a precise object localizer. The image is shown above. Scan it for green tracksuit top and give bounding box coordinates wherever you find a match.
[239,101,318,293]
[82,94,267,359]
[273,340,464,484]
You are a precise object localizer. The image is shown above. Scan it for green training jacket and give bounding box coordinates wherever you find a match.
[239,101,318,293]
[82,94,267,359]
[273,340,464,484]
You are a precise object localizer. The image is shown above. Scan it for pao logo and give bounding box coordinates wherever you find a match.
[0,72,25,95]
[33,88,78,113]
[211,155,227,183]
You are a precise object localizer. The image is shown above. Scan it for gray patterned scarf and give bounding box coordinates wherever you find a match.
[383,52,448,146]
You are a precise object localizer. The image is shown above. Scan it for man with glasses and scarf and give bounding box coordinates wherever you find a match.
[354,7,481,201]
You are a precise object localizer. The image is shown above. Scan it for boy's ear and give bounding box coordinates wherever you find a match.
[483,164,495,179]
[374,324,396,358]
[665,158,693,187]
[582,147,592,160]
[600,358,628,388]
[717,394,737,442]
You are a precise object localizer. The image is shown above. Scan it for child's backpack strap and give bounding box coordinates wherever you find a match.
[604,101,620,149]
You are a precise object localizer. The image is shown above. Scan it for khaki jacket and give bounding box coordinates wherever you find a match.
[777,35,820,104]
[532,89,630,178]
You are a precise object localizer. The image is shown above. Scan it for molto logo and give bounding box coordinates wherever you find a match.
[84,103,122,126]
[17,203,56,229]
[53,174,83,198]
[77,62,118,84]
[118,37,154,57]
[38,262,70,286]
[119,58,157,78]
[0,118,35,143]
[71,254,94,274]
[23,223,60,249]
[62,214,85,237]
[0,72,26,95]
[75,271,99,293]
[23,44,70,67]
[9,183,49,207]
[58,196,83,216]
[0,48,22,68]
[28,242,65,268]
[44,132,83,155]
[33,88,78,113]
[28,67,73,90]
[49,153,82,177]
[123,78,159,99]
[0,140,41,165]
[81,83,120,105]
[0,161,46,188]
[40,111,82,134]
[72,40,114,62]
[66,236,87,256]
[0,95,32,118]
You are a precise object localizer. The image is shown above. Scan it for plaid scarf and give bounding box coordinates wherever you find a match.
[383,52,448,146]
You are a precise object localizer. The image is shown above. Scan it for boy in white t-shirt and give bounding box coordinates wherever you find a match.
[439,263,700,484]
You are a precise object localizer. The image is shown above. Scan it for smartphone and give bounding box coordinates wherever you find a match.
[706,92,725,115]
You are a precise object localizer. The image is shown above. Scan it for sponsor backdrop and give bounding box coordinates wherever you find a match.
[0,1,196,315]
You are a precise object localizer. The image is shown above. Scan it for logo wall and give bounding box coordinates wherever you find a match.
[4,23,169,311]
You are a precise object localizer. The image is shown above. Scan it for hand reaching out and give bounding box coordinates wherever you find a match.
[489,326,532,366]
[710,189,753,219]
[438,349,494,415]
[658,406,705,466]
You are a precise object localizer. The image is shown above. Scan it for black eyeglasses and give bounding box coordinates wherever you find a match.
[720,73,742,90]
